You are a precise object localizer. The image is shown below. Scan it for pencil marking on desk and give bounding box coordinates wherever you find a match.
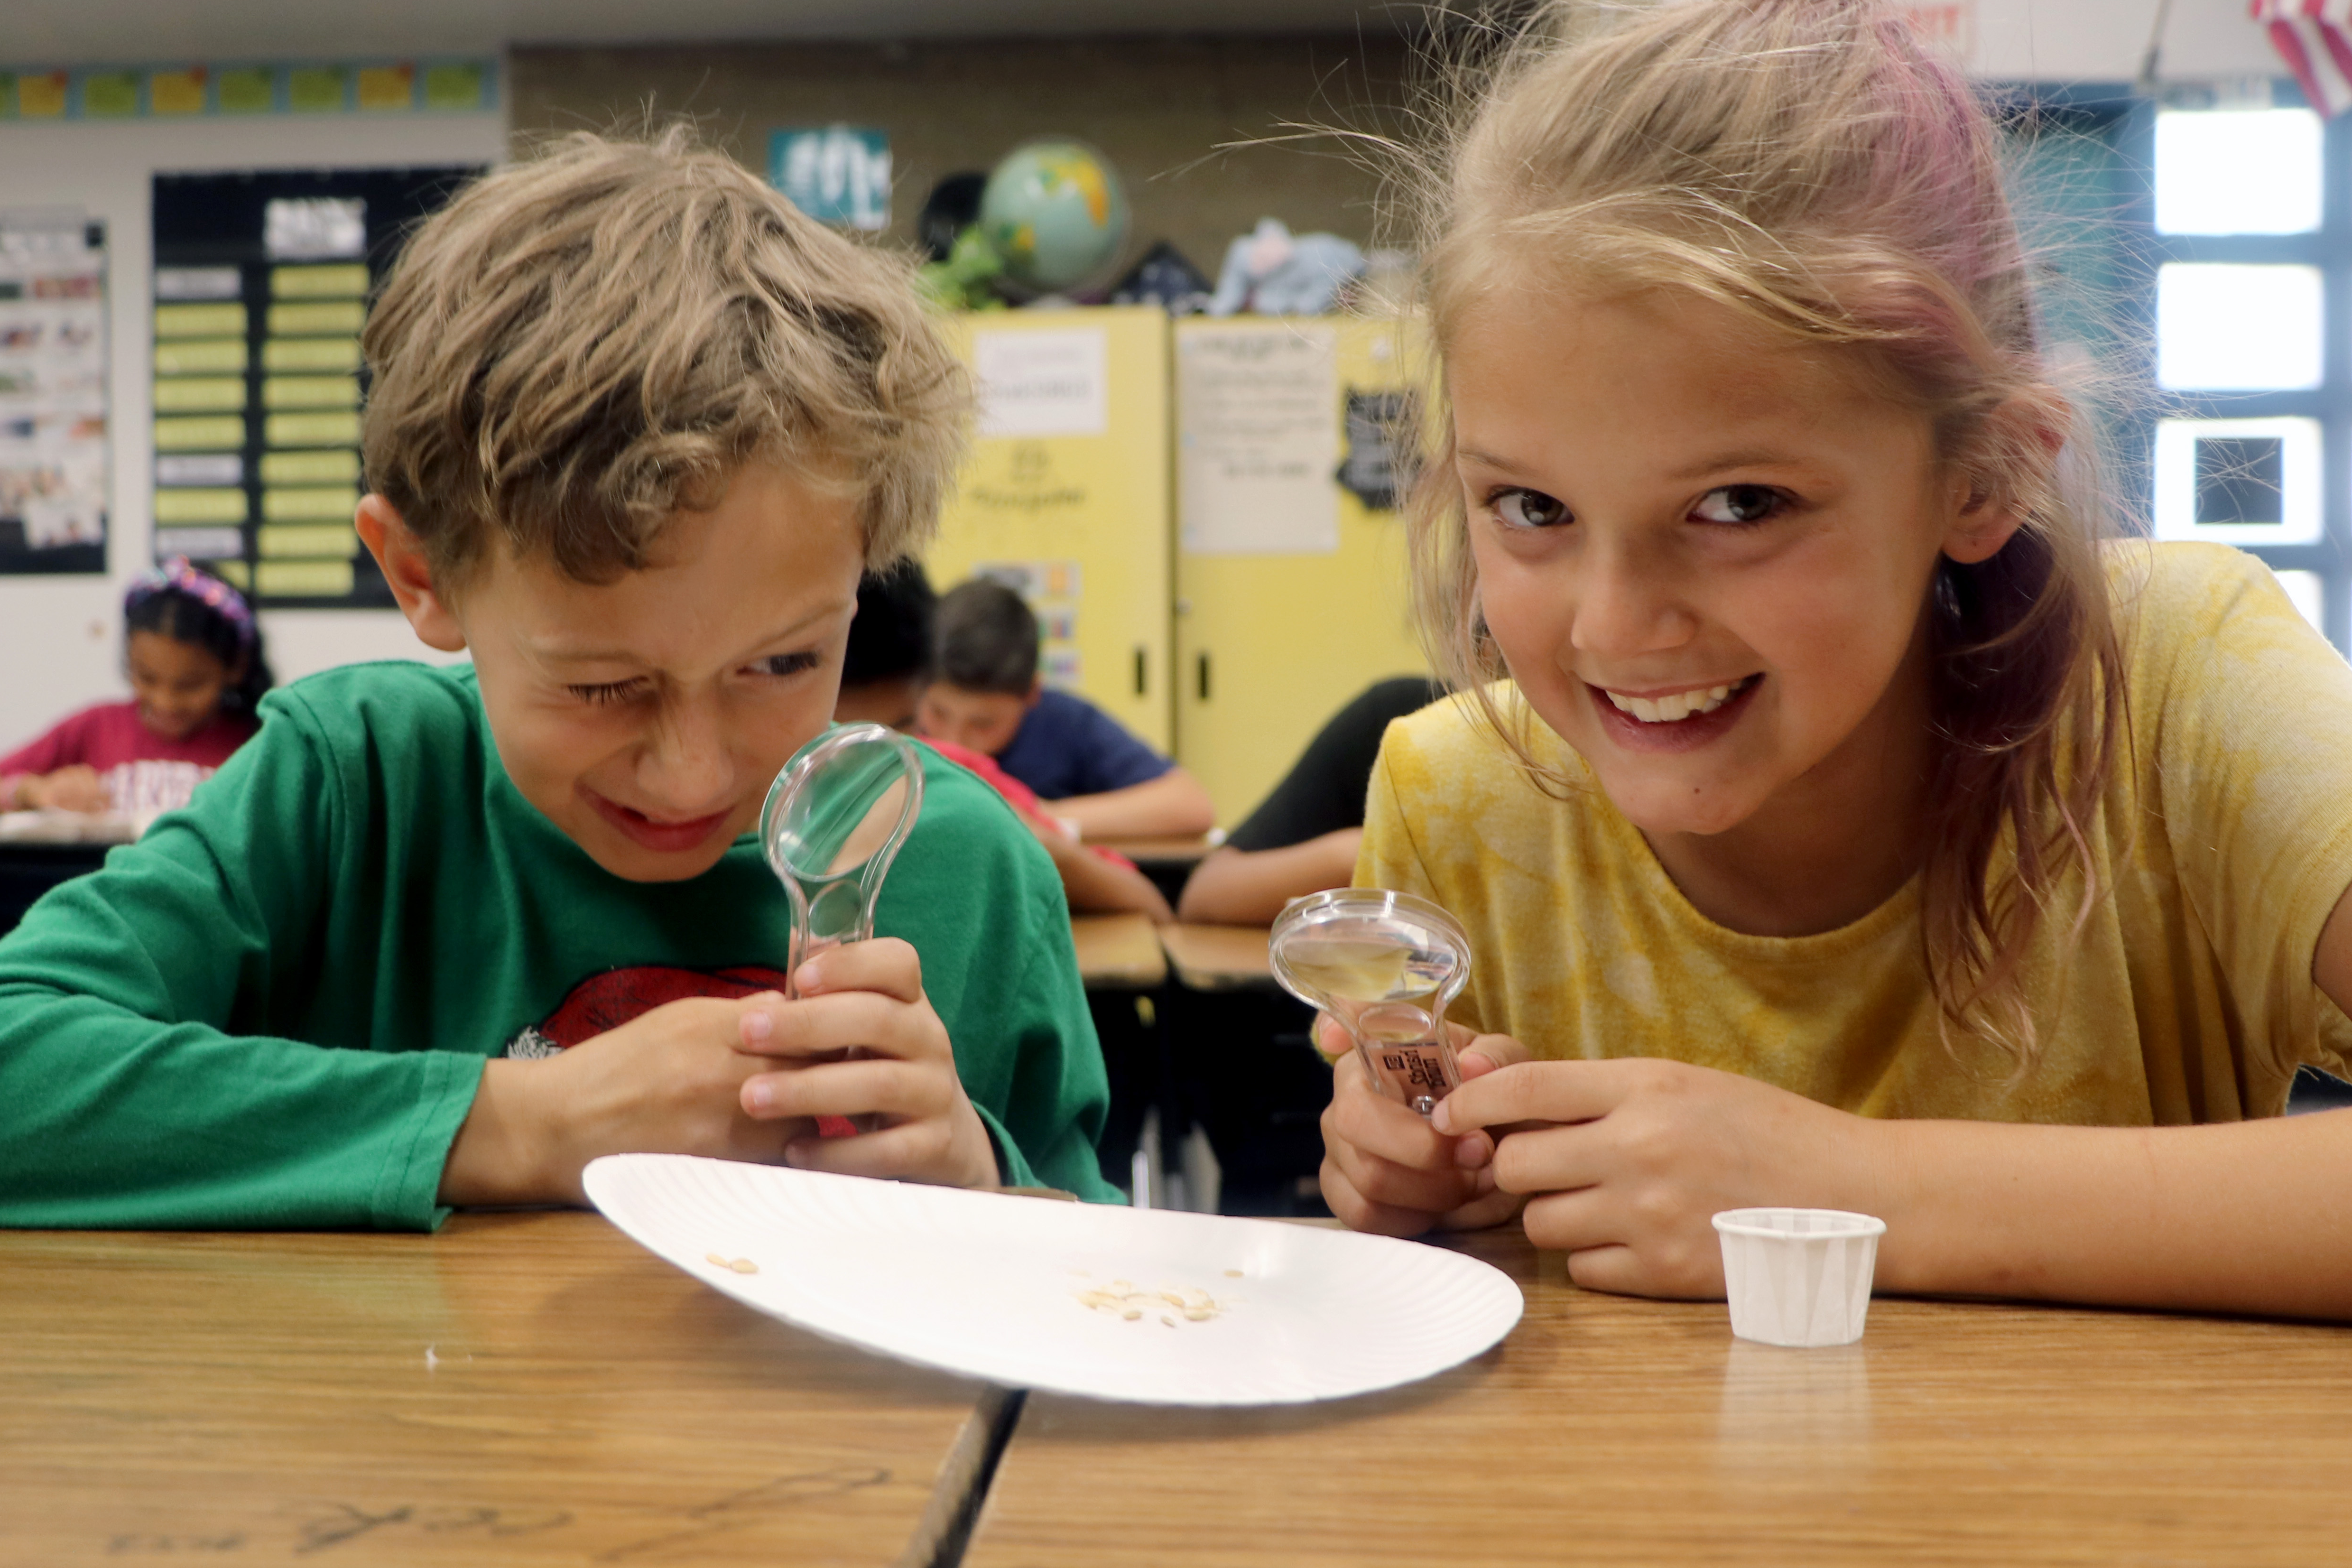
[280,1502,572,1554]
[594,1468,892,1563]
[106,1533,246,1555]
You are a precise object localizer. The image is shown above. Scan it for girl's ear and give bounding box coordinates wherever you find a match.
[355,494,467,653]
[1940,390,2070,567]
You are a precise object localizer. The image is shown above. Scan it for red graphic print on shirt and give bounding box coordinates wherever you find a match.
[503,964,860,1140]
[503,965,792,1059]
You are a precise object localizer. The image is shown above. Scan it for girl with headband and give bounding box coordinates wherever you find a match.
[2,559,274,817]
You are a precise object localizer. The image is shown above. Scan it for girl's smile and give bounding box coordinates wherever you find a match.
[1586,673,1762,752]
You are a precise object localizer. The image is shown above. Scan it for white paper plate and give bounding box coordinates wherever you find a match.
[583,1153,1524,1406]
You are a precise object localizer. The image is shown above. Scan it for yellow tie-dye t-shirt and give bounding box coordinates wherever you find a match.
[1359,542,2352,1124]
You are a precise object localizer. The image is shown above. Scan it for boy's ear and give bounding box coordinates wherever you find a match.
[1025,676,1045,711]
[356,494,467,653]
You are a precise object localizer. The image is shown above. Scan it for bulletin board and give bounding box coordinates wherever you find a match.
[0,213,108,576]
[148,165,481,608]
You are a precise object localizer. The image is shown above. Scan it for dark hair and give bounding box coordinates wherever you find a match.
[842,560,937,687]
[124,571,275,715]
[934,578,1038,695]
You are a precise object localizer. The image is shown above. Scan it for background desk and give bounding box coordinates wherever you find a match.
[969,1224,2352,1566]
[1156,922,1275,992]
[1069,911,1168,990]
[0,1213,995,1567]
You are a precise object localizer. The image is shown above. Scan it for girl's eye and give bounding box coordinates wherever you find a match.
[1492,488,1569,529]
[750,652,820,678]
[1692,485,1785,525]
[568,679,645,707]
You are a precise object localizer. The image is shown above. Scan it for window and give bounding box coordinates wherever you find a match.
[2142,94,2339,643]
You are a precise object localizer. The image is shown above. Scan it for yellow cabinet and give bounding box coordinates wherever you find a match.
[927,306,1174,752]
[1173,315,1430,825]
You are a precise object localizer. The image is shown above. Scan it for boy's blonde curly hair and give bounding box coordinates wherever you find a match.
[361,126,971,585]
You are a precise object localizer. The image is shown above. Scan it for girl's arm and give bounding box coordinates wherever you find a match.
[1422,896,2352,1317]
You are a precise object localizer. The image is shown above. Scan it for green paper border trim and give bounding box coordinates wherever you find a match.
[0,59,499,120]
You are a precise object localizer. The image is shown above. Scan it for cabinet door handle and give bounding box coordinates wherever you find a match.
[1196,652,1211,702]
[1133,646,1147,696]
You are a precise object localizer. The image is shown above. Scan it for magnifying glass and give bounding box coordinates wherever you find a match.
[1269,888,1472,1116]
[757,722,926,1136]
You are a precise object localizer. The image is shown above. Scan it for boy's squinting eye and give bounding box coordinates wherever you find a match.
[750,651,821,678]
[1692,484,1785,525]
[568,678,646,707]
[1491,488,1569,529]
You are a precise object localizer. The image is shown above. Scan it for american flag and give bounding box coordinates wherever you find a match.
[2254,0,2352,116]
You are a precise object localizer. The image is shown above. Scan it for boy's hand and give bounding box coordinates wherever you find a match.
[734,938,1000,1191]
[1430,1058,1877,1299]
[22,766,106,813]
[443,993,819,1207]
[1318,1017,1527,1237]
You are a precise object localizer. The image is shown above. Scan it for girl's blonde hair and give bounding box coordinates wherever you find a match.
[1405,0,2122,1065]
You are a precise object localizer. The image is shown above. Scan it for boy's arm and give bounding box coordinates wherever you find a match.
[964,877,1120,1201]
[1050,766,1217,840]
[0,708,483,1231]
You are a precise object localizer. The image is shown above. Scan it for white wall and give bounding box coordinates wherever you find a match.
[1973,0,2282,83]
[0,110,500,751]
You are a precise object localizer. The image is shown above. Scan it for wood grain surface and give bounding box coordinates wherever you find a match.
[1156,922,1274,992]
[967,1225,2352,1566]
[0,1211,987,1568]
[1070,911,1168,989]
[1088,835,1217,867]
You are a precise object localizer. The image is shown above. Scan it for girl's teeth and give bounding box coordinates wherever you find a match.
[1605,679,1743,724]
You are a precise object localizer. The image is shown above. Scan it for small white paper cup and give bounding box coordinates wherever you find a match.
[1712,1207,1887,1347]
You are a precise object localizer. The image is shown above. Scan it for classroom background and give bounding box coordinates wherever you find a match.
[0,0,2322,826]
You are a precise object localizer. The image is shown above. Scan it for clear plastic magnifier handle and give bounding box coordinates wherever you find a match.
[1269,888,1473,1117]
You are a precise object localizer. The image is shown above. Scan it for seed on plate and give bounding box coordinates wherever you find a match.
[1122,1309,1141,1321]
[706,1252,729,1266]
[1185,1309,1213,1321]
[729,1258,759,1275]
[1223,1269,1244,1278]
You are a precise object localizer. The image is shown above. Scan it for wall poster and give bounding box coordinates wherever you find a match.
[0,212,108,575]
[149,165,481,607]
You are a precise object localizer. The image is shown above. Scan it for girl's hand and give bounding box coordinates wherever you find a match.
[1431,1058,1878,1298]
[1317,1018,1528,1236]
[22,766,106,813]
[734,939,1000,1191]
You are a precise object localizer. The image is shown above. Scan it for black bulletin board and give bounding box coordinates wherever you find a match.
[149,166,480,609]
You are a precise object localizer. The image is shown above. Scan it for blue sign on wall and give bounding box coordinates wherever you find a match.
[769,126,891,232]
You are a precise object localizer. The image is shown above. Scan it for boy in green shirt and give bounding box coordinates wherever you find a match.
[0,130,1116,1226]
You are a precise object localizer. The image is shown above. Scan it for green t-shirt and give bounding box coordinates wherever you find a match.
[0,662,1116,1228]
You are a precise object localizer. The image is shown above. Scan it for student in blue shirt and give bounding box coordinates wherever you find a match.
[917,579,1215,840]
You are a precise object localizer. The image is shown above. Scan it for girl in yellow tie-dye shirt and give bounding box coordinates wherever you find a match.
[1321,0,2352,1319]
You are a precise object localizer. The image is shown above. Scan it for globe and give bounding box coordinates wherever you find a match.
[979,140,1131,296]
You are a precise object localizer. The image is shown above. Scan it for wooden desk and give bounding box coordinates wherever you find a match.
[0,1212,995,1567]
[968,1225,2352,1566]
[1157,921,1275,991]
[1070,911,1168,989]
[1090,833,1218,867]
